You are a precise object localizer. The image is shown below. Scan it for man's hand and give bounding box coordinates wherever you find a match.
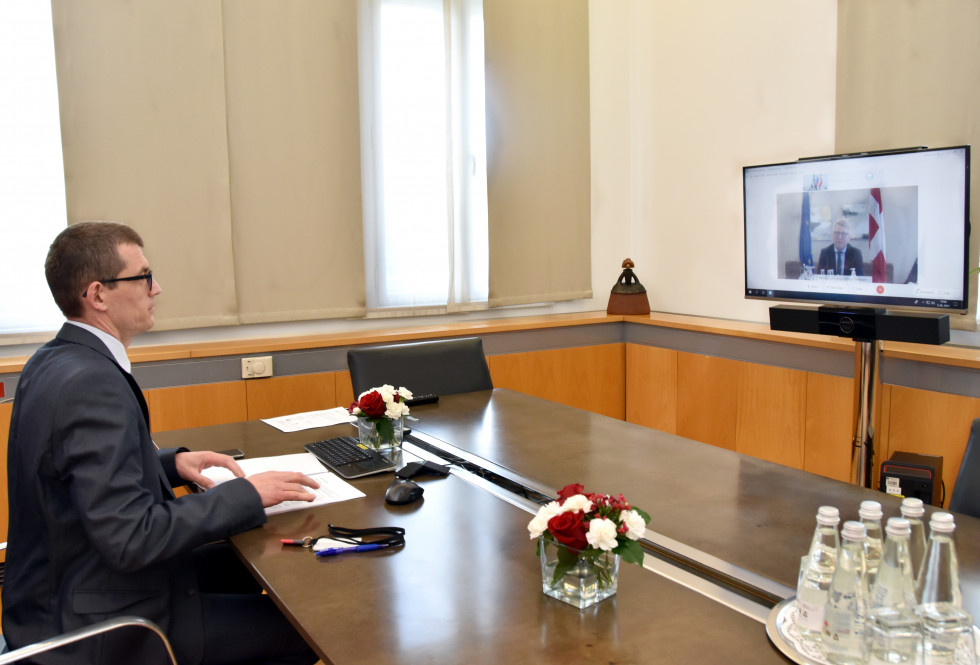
[247,471,320,508]
[175,450,246,489]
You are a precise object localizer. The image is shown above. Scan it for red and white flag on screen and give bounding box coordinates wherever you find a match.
[868,188,886,283]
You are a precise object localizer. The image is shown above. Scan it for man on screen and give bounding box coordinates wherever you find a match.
[816,219,864,276]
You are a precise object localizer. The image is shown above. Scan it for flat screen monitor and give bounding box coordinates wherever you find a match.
[743,145,970,312]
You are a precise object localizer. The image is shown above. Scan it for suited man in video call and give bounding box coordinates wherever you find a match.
[3,221,320,664]
[816,219,865,276]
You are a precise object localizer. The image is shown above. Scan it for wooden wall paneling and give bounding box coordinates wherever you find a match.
[487,344,626,419]
[336,371,355,410]
[882,385,980,507]
[735,363,807,469]
[246,372,338,420]
[146,382,248,433]
[803,372,855,482]
[676,352,739,450]
[0,401,12,565]
[625,343,677,432]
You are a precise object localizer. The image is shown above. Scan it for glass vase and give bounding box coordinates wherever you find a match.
[539,536,620,609]
[356,416,404,451]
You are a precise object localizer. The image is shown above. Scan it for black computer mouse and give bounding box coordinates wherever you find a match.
[385,479,424,505]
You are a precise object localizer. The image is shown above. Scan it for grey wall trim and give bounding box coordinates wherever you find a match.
[133,347,354,389]
[0,374,18,399]
[272,347,351,376]
[624,324,856,378]
[133,357,243,390]
[132,324,627,390]
[480,323,625,355]
[882,358,980,399]
[338,324,626,357]
[4,322,975,398]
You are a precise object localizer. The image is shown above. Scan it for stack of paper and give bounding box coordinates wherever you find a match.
[261,407,356,433]
[201,452,365,515]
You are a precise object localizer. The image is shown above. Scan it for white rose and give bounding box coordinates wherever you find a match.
[527,501,562,539]
[561,495,593,514]
[397,386,413,400]
[377,384,396,403]
[619,509,647,541]
[586,518,619,551]
[386,401,411,419]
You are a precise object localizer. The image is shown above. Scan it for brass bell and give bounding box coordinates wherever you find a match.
[606,258,650,315]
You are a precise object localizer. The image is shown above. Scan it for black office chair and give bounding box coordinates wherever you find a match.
[347,337,493,398]
[0,615,177,664]
[949,418,980,519]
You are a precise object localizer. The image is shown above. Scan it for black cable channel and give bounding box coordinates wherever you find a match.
[405,432,783,609]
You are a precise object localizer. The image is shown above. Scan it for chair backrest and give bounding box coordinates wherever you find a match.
[949,418,980,519]
[347,337,493,398]
[0,615,177,664]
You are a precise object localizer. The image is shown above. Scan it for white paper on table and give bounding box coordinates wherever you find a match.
[261,407,356,433]
[201,452,365,515]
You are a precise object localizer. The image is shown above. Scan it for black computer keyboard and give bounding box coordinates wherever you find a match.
[304,436,373,466]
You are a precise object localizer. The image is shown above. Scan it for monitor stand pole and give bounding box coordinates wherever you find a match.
[850,339,881,488]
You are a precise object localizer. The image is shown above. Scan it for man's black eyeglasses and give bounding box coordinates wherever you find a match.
[100,271,153,290]
[82,272,153,298]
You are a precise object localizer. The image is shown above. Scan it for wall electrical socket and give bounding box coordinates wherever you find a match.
[242,356,274,379]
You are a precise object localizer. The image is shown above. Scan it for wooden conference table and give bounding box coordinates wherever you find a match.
[155,389,980,665]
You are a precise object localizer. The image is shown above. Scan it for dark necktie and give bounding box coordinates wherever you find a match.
[836,251,843,275]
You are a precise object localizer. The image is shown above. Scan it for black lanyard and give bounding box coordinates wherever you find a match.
[281,524,406,553]
[325,524,406,548]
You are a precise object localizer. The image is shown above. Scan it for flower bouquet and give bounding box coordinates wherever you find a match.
[348,385,415,450]
[528,483,649,608]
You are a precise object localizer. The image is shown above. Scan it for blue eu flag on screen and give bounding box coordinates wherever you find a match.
[799,191,813,268]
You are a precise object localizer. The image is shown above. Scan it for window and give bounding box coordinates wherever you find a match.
[0,1,68,335]
[357,0,489,313]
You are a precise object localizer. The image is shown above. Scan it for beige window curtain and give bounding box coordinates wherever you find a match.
[53,1,242,330]
[484,0,592,308]
[52,0,591,330]
[222,1,366,325]
[835,0,980,330]
[53,0,366,331]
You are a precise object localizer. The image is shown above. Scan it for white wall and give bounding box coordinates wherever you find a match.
[603,0,839,323]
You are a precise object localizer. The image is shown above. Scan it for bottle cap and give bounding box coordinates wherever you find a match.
[816,505,840,526]
[885,517,911,537]
[929,512,956,534]
[900,497,925,518]
[841,520,867,541]
[859,500,883,519]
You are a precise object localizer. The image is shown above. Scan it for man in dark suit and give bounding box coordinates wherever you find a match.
[3,222,320,664]
[816,219,865,276]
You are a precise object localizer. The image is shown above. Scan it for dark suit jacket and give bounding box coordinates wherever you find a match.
[816,243,865,276]
[2,324,267,664]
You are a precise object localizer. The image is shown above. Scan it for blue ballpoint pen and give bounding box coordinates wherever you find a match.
[315,543,386,557]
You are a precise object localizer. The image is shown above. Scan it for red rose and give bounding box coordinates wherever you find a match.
[556,483,585,505]
[356,390,387,418]
[547,511,588,551]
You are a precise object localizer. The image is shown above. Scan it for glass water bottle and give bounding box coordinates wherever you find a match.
[796,506,840,640]
[900,497,927,587]
[824,520,870,665]
[915,512,976,665]
[866,517,922,665]
[860,500,884,586]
